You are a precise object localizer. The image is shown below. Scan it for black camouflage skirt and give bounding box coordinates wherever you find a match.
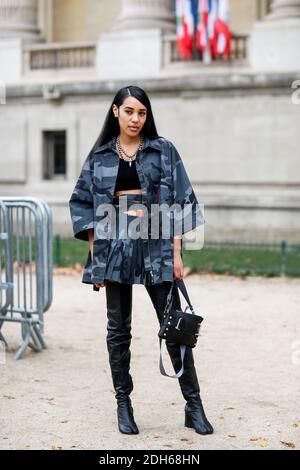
[103,193,155,285]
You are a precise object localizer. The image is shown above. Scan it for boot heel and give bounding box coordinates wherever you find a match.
[184,410,194,428]
[117,398,139,434]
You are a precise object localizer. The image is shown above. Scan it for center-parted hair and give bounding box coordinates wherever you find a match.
[87,85,160,160]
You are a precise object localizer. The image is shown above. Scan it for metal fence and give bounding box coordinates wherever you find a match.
[0,197,53,360]
[186,240,300,277]
[52,235,300,277]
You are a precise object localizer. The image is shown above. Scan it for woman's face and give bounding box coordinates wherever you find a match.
[113,96,147,138]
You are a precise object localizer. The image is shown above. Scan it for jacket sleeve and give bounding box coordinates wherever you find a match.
[168,140,205,236]
[69,154,95,241]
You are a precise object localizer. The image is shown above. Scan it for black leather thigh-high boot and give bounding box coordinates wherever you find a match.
[145,281,213,435]
[105,281,139,434]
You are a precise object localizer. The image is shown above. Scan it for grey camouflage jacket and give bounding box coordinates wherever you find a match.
[69,135,205,287]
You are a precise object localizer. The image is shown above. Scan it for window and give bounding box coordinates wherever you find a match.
[43,130,66,180]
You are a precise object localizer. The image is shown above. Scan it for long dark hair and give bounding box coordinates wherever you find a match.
[87,85,160,160]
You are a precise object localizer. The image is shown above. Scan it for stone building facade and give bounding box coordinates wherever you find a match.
[0,0,299,243]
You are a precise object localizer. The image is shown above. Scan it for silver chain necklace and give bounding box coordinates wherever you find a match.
[116,135,144,167]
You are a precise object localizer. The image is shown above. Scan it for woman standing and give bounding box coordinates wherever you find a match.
[69,85,213,436]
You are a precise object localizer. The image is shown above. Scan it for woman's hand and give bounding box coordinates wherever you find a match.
[173,251,184,280]
[173,236,183,280]
[94,282,106,289]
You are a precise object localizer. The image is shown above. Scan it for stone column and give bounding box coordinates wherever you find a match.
[0,0,42,43]
[97,0,176,79]
[38,0,54,43]
[113,0,175,33]
[265,0,300,20]
[249,0,300,71]
[0,0,44,83]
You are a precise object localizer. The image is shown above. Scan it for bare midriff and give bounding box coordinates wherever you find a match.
[114,189,142,196]
[114,189,144,217]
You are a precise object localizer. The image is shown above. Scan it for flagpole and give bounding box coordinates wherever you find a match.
[203,47,212,64]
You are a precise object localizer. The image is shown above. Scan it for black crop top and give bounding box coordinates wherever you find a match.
[114,158,141,192]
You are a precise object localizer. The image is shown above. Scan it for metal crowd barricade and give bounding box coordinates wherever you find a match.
[0,197,53,360]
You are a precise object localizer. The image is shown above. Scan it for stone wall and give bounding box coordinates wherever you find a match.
[1,72,299,243]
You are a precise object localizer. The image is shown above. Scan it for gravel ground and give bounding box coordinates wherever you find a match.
[0,272,299,450]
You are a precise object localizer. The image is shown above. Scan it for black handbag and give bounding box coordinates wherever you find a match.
[158,279,203,379]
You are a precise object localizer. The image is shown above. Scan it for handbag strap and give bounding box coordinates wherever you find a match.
[165,279,195,314]
[159,338,186,379]
[159,280,197,379]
